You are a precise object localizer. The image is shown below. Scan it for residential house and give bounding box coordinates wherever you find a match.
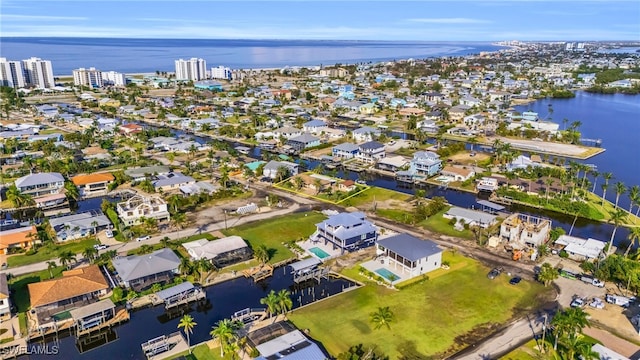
[507,155,542,172]
[263,160,299,180]
[422,92,444,103]
[0,274,10,319]
[116,194,170,226]
[286,133,321,152]
[152,172,196,193]
[272,126,302,140]
[358,103,377,115]
[302,120,327,134]
[180,181,218,196]
[417,119,440,133]
[460,96,482,107]
[48,212,112,241]
[441,166,475,181]
[98,98,120,108]
[409,151,442,177]
[377,156,409,172]
[182,236,252,268]
[71,173,115,198]
[124,165,171,182]
[28,265,109,327]
[352,126,381,142]
[338,180,357,192]
[500,213,551,247]
[399,107,425,117]
[248,322,328,360]
[112,248,181,290]
[313,212,378,254]
[376,233,443,280]
[356,141,385,163]
[464,114,486,127]
[448,106,469,122]
[332,143,360,160]
[14,172,65,198]
[118,123,143,136]
[555,235,606,261]
[444,207,497,228]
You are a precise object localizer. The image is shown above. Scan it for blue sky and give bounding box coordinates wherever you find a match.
[1,0,639,40]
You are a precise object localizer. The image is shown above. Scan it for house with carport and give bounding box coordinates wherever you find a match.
[112,248,181,291]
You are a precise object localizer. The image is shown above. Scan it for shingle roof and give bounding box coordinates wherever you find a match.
[112,248,181,282]
[333,143,360,152]
[0,226,37,249]
[28,265,109,308]
[15,172,64,188]
[289,133,319,143]
[377,234,442,261]
[359,141,384,150]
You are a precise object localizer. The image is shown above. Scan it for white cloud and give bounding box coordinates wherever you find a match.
[406,17,491,24]
[0,14,87,21]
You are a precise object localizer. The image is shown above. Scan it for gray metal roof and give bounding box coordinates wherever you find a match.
[445,207,497,225]
[182,236,248,260]
[153,173,195,188]
[359,141,384,150]
[113,248,181,282]
[69,298,115,320]
[49,212,111,232]
[333,143,360,152]
[256,330,326,360]
[124,165,170,177]
[377,234,442,262]
[477,200,505,211]
[156,282,195,301]
[289,133,319,143]
[289,257,322,272]
[15,172,64,188]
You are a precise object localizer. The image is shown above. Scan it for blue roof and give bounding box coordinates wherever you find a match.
[359,141,384,150]
[333,143,360,152]
[156,282,195,301]
[377,234,441,261]
[303,120,326,127]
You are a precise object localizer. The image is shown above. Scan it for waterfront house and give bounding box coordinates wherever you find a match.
[312,212,378,254]
[263,160,299,180]
[377,156,409,172]
[356,141,385,163]
[554,235,606,261]
[69,299,116,333]
[376,233,443,280]
[28,265,109,327]
[48,212,112,241]
[286,133,321,152]
[332,143,360,160]
[179,181,219,196]
[359,103,378,115]
[71,173,115,198]
[0,225,41,255]
[14,172,65,198]
[506,155,541,172]
[409,151,442,177]
[441,165,475,181]
[499,213,551,247]
[399,107,426,117]
[182,236,252,268]
[444,207,497,228]
[118,123,143,136]
[302,120,327,134]
[0,274,10,319]
[272,126,302,140]
[116,194,170,226]
[338,180,357,192]
[417,119,440,133]
[112,248,181,290]
[249,321,328,360]
[98,98,120,108]
[352,126,381,142]
[152,172,196,193]
[124,165,171,182]
[476,177,499,192]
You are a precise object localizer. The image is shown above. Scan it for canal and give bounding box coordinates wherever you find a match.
[27,267,357,359]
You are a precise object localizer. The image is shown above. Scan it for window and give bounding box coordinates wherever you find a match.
[0,300,3,305]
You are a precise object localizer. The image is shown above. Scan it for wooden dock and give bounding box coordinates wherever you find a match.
[242,264,274,282]
[75,308,130,338]
[142,332,188,360]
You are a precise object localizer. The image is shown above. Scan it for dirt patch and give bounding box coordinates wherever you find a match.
[449,322,503,353]
[448,151,491,164]
[330,248,376,272]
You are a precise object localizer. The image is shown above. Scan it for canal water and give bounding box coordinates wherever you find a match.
[27,267,357,359]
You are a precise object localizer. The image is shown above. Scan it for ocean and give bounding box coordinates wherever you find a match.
[0,37,503,75]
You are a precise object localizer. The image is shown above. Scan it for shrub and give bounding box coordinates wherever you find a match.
[559,250,569,258]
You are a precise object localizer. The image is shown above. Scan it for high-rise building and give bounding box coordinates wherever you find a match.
[210,65,232,80]
[102,71,127,87]
[0,57,26,88]
[22,57,55,89]
[73,67,104,88]
[175,58,207,81]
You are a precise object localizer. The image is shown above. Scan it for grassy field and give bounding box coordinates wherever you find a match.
[7,237,100,267]
[585,191,640,227]
[168,344,224,360]
[9,266,66,313]
[288,252,547,358]
[344,187,412,208]
[222,212,326,264]
[420,208,474,240]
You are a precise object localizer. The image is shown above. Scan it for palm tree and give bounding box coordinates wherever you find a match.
[253,244,270,265]
[58,250,77,269]
[171,212,187,239]
[260,290,280,318]
[624,227,640,257]
[195,258,214,284]
[179,257,193,276]
[537,262,558,287]
[276,289,293,315]
[628,185,639,214]
[46,260,57,279]
[590,170,599,193]
[545,178,554,203]
[82,247,98,263]
[64,181,80,202]
[370,306,394,330]
[178,314,197,354]
[608,209,626,256]
[614,182,626,209]
[5,184,33,208]
[601,172,613,204]
[209,319,243,357]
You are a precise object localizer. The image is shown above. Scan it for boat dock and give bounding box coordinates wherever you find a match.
[141,332,188,360]
[242,264,274,282]
[231,307,268,325]
[290,258,330,283]
[156,282,206,310]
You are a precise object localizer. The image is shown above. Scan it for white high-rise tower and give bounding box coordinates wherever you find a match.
[22,57,55,89]
[0,57,26,88]
[174,58,207,81]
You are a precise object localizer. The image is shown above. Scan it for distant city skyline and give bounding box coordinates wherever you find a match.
[1,0,639,41]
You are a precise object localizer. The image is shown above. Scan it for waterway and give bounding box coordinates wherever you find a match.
[27,267,357,359]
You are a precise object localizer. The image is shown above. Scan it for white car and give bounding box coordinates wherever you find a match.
[94,244,108,250]
[589,298,605,309]
[105,230,114,238]
[570,297,585,308]
[136,235,151,242]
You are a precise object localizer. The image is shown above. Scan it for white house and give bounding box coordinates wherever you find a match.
[263,160,299,180]
[356,141,385,163]
[14,172,65,198]
[375,233,443,281]
[116,194,170,226]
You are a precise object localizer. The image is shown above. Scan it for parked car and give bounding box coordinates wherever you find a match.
[105,230,114,238]
[487,267,503,280]
[605,294,635,307]
[580,275,605,288]
[570,297,585,308]
[136,235,151,242]
[589,298,605,309]
[93,244,108,250]
[509,276,522,285]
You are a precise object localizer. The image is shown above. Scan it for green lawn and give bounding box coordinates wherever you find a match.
[344,187,412,208]
[9,266,66,313]
[420,208,474,240]
[288,252,548,358]
[222,212,326,264]
[168,344,225,360]
[7,238,100,267]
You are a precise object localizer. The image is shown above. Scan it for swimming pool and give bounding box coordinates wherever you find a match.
[375,268,400,282]
[309,247,331,259]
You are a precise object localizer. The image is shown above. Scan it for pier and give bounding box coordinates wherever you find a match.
[156,282,206,310]
[242,264,274,282]
[290,257,330,283]
[141,332,188,360]
[231,307,268,325]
